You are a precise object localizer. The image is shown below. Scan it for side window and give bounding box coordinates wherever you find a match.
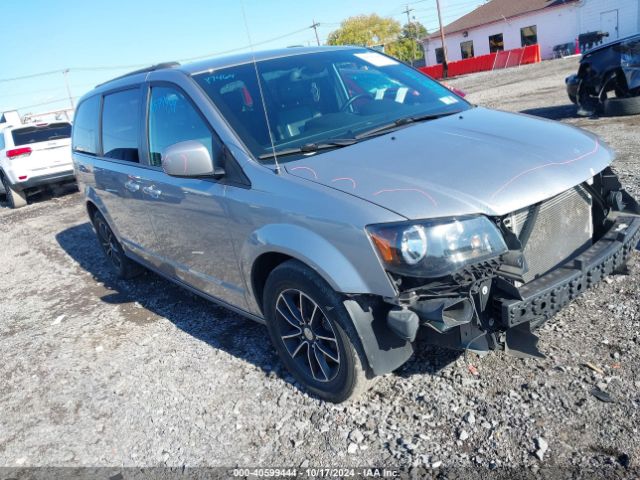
[102,89,141,162]
[0,133,5,151]
[72,96,100,155]
[148,86,214,167]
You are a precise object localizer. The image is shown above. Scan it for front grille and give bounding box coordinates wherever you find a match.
[504,186,593,283]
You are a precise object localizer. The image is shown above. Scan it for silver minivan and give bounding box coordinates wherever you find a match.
[72,47,640,402]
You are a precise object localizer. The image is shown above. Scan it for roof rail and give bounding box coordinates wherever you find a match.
[95,62,180,88]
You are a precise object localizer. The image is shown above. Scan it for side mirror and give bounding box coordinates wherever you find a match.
[161,140,225,179]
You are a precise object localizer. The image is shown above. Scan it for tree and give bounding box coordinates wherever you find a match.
[386,21,428,64]
[327,14,401,48]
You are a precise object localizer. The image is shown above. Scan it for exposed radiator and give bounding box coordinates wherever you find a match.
[504,186,593,283]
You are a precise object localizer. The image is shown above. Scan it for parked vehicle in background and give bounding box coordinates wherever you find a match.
[74,47,640,402]
[552,42,575,59]
[567,33,640,116]
[0,121,75,208]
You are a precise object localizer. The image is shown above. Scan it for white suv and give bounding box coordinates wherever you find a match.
[0,121,75,208]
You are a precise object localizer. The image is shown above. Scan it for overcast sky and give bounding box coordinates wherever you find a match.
[0,0,484,116]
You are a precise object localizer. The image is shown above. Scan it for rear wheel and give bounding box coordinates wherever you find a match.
[91,210,142,279]
[1,175,27,209]
[263,260,371,402]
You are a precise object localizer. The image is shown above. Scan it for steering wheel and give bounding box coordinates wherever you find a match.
[340,93,374,112]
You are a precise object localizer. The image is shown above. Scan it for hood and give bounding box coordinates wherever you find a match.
[285,107,612,219]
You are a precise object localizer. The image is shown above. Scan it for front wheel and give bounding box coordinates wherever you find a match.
[263,260,372,402]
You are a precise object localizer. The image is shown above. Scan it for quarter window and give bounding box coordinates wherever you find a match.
[521,26,537,47]
[489,33,504,53]
[102,89,141,162]
[72,95,100,155]
[147,86,214,167]
[460,41,474,59]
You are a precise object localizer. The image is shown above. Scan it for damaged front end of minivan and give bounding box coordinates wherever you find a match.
[363,167,640,365]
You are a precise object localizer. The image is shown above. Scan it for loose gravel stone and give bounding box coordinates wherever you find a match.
[349,429,364,443]
[463,411,476,425]
[535,437,549,461]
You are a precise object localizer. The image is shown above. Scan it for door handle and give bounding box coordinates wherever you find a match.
[142,185,162,199]
[124,179,140,193]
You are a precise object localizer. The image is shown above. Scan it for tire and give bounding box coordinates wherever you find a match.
[91,210,142,279]
[1,175,27,209]
[603,96,640,116]
[263,260,372,402]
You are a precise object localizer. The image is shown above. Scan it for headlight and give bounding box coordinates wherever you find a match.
[367,216,508,278]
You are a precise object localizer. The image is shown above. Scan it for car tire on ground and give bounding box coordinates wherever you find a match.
[263,259,372,403]
[91,210,142,279]
[1,175,27,209]
[603,96,640,116]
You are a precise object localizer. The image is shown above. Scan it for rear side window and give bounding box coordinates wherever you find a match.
[72,96,100,155]
[12,123,71,146]
[0,133,4,151]
[102,89,140,162]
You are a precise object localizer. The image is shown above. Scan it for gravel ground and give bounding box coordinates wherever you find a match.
[1,57,639,478]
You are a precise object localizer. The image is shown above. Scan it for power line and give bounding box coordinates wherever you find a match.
[0,24,319,85]
[15,97,79,111]
[0,82,95,100]
[0,70,65,84]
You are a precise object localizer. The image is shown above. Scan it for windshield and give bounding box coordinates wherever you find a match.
[193,49,469,162]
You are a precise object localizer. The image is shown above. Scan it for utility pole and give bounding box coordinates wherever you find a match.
[435,0,449,77]
[62,69,74,109]
[311,19,321,46]
[402,5,415,66]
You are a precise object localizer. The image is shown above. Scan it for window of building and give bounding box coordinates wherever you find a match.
[521,25,537,46]
[147,86,215,167]
[102,89,141,162]
[435,47,445,64]
[72,95,100,155]
[489,33,504,53]
[460,40,474,59]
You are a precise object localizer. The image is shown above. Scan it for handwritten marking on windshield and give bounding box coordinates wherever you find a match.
[373,188,438,207]
[331,177,357,189]
[290,166,318,179]
[490,138,600,200]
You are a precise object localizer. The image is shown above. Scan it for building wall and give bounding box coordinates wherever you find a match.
[577,0,640,41]
[422,0,640,66]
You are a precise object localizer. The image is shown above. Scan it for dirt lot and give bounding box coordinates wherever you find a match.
[1,57,639,478]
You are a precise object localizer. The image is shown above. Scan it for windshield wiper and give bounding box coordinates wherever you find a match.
[258,138,357,160]
[355,111,462,140]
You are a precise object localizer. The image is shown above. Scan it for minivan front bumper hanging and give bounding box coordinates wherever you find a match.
[496,216,640,328]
